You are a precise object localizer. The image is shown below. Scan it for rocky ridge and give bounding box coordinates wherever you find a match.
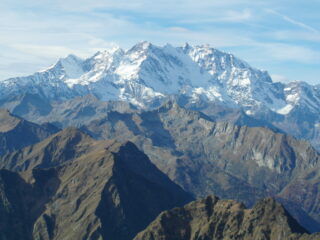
[0,128,192,240]
[134,196,320,240]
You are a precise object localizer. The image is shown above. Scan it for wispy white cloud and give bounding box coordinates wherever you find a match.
[48,0,256,14]
[223,9,253,22]
[267,30,320,42]
[271,74,291,83]
[269,44,319,63]
[167,27,189,33]
[266,9,319,33]
[9,44,80,58]
[180,8,253,24]
[251,42,320,63]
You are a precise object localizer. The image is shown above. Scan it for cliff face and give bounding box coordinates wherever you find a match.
[134,196,320,240]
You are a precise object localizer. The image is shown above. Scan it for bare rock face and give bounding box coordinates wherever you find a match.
[134,196,320,240]
[0,128,192,240]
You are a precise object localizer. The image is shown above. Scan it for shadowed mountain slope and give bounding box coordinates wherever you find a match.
[0,109,58,155]
[0,128,192,240]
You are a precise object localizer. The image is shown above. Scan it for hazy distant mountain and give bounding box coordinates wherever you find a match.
[0,109,58,155]
[134,196,320,240]
[0,128,192,240]
[29,95,137,128]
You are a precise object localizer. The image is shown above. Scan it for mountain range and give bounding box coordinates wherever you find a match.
[0,42,319,239]
[1,101,319,233]
[0,126,319,240]
[0,128,192,240]
[76,100,320,232]
[0,42,320,150]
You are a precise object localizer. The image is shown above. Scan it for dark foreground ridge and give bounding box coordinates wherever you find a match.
[134,195,320,240]
[0,128,192,240]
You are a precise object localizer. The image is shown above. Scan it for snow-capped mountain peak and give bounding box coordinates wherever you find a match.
[0,42,319,117]
[56,54,85,79]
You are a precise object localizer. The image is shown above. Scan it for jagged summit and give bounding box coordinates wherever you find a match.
[0,43,273,106]
[1,42,318,116]
[134,195,320,240]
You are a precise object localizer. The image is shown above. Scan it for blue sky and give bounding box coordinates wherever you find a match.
[0,0,319,84]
